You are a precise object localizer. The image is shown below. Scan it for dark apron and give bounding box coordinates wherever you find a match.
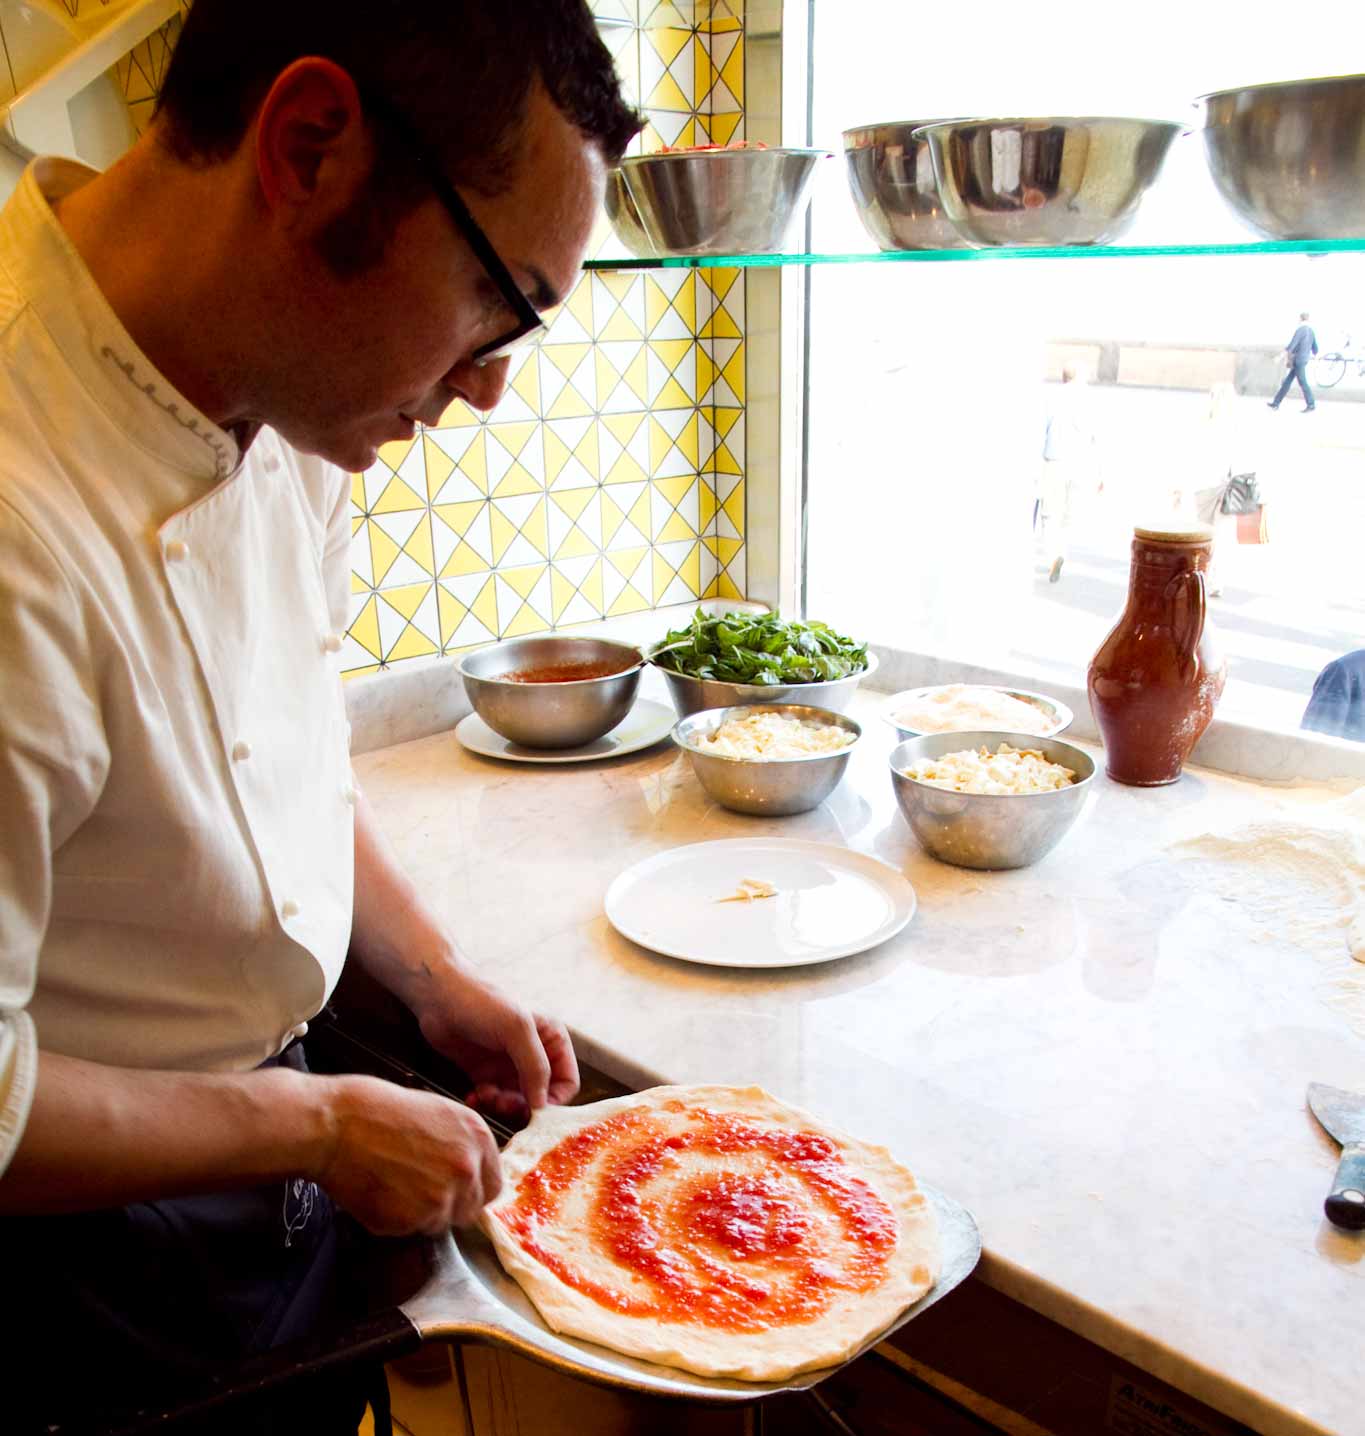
[8,1044,386,1435]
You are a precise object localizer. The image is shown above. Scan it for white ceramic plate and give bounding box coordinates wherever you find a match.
[455,699,675,764]
[605,838,917,968]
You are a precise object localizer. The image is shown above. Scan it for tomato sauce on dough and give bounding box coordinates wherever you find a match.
[497,1103,898,1332]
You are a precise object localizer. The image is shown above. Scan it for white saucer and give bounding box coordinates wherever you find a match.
[605,838,917,968]
[455,699,676,764]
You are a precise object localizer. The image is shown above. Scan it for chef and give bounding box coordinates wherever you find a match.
[0,1,639,1430]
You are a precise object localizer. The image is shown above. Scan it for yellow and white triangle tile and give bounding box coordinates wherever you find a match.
[712,410,744,477]
[535,351,575,419]
[645,303,691,344]
[542,301,593,346]
[357,456,396,515]
[549,348,599,419]
[429,506,464,577]
[588,274,626,338]
[599,415,650,481]
[486,381,538,426]
[648,484,677,542]
[639,1,694,26]
[439,575,499,644]
[648,29,692,112]
[590,0,636,22]
[715,474,744,539]
[547,450,598,494]
[346,586,373,632]
[493,568,548,636]
[450,504,495,568]
[575,489,605,549]
[597,274,648,338]
[558,591,604,627]
[374,585,418,657]
[554,551,598,590]
[643,110,691,148]
[639,29,679,109]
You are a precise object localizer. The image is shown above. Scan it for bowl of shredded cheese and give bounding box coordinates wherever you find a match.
[889,731,1096,869]
[673,704,861,816]
[883,684,1072,741]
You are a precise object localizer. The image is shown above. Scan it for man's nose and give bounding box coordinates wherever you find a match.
[444,354,513,414]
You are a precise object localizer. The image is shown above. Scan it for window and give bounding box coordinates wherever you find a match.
[803,0,1365,739]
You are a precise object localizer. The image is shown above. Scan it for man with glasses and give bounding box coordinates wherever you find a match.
[0,2,638,1430]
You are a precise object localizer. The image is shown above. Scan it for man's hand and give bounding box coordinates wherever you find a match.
[348,790,580,1124]
[316,1074,501,1234]
[416,967,580,1125]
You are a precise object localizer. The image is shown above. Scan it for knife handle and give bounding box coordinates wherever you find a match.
[1325,1142,1365,1231]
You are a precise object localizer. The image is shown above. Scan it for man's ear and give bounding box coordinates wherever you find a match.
[254,57,371,218]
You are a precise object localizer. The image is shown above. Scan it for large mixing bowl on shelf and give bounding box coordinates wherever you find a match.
[613,147,830,257]
[603,168,654,258]
[843,120,974,251]
[1199,74,1365,240]
[914,116,1183,247]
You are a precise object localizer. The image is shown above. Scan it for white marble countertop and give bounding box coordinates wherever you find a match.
[353,676,1365,1436]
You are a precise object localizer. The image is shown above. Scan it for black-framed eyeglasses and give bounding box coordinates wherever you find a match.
[363,92,548,367]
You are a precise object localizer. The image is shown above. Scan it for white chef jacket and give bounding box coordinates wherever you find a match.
[0,159,356,1178]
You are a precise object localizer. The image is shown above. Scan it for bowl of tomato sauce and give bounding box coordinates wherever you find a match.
[458,637,645,749]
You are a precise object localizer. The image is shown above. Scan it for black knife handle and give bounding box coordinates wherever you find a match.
[1325,1142,1365,1231]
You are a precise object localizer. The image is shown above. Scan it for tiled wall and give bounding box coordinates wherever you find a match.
[341,0,748,674]
[117,4,187,136]
[24,0,746,676]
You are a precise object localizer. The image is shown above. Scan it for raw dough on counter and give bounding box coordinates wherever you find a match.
[1170,787,1365,1035]
[481,1085,940,1381]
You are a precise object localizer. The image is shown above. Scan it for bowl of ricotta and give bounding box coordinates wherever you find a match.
[673,704,861,816]
[889,732,1095,870]
[883,684,1072,741]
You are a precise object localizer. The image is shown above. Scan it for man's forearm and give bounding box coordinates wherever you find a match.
[0,1049,333,1215]
[349,789,465,1012]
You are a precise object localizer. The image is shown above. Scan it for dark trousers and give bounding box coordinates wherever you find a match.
[8,1046,381,1435]
[1271,358,1315,408]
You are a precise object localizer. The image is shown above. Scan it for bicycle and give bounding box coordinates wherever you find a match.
[1313,338,1365,389]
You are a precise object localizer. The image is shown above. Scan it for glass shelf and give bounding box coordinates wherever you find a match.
[584,236,1365,270]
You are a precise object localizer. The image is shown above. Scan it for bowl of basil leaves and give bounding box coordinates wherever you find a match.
[647,608,875,718]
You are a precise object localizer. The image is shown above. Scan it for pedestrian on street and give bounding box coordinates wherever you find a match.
[1267,311,1318,412]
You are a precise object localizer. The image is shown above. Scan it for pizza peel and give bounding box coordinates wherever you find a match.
[91,1183,979,1433]
[73,1028,981,1433]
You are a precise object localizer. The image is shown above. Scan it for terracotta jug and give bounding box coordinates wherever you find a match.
[1087,526,1227,786]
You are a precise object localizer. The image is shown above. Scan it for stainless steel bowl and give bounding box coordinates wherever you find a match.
[889,731,1096,870]
[915,117,1183,247]
[882,685,1074,742]
[458,637,643,749]
[615,147,830,257]
[651,649,878,719]
[674,704,861,816]
[1199,74,1365,240]
[843,120,974,251]
[603,168,655,257]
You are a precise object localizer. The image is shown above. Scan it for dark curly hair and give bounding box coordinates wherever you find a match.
[155,0,641,196]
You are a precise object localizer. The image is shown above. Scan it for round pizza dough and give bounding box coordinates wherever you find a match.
[479,1085,940,1381]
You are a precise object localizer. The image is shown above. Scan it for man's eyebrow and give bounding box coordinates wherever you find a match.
[522,265,562,313]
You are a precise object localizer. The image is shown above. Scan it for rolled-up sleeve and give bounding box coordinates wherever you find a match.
[0,496,107,1176]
